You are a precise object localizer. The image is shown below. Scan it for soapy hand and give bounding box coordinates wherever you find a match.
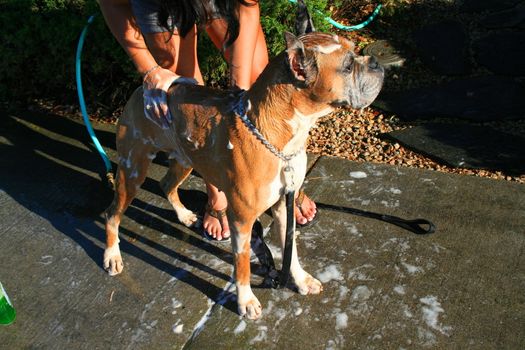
[142,65,179,129]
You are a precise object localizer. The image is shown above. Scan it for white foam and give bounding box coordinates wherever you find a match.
[339,285,349,300]
[350,171,367,179]
[249,326,268,344]
[317,265,344,283]
[420,296,452,335]
[351,285,372,302]
[171,298,182,313]
[172,324,183,334]
[402,262,423,274]
[234,320,247,334]
[39,255,53,265]
[402,304,413,318]
[418,326,437,345]
[189,278,236,339]
[335,312,348,330]
[394,285,406,295]
[380,200,400,208]
[347,270,370,281]
[274,308,288,328]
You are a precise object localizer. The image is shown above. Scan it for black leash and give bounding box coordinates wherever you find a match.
[316,203,435,235]
[254,196,436,289]
[279,191,296,288]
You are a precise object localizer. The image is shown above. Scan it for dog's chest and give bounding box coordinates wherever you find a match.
[283,107,333,153]
[264,152,307,207]
[262,109,331,207]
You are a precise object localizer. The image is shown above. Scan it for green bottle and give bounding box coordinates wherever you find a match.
[0,282,16,325]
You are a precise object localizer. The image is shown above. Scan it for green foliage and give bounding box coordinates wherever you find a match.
[261,0,332,53]
[0,0,335,110]
[0,0,138,108]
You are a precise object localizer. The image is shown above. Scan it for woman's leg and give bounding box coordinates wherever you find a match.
[206,2,268,89]
[143,29,230,240]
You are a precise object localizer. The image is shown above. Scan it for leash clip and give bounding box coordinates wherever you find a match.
[283,163,295,194]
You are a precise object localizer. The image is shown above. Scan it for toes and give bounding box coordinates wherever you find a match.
[220,216,230,239]
[105,257,123,276]
[203,212,229,240]
[296,274,323,295]
[182,211,198,227]
[296,195,317,222]
[239,300,262,320]
[304,206,317,221]
[104,247,123,276]
[294,206,308,225]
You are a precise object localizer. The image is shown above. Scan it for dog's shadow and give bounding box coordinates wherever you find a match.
[0,110,274,315]
[137,178,279,284]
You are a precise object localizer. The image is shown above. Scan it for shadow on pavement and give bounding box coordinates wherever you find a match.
[0,109,248,313]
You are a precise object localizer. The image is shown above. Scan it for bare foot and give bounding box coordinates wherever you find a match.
[295,191,317,226]
[203,184,230,241]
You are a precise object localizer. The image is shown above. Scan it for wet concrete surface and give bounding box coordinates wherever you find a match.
[0,111,524,349]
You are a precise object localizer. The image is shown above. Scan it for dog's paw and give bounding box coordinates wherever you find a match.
[103,245,124,276]
[176,207,198,227]
[295,272,323,295]
[237,286,262,319]
[238,297,263,320]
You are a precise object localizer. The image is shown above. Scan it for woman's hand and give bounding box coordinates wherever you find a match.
[142,65,180,129]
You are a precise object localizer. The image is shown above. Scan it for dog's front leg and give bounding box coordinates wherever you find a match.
[231,218,262,319]
[271,197,323,295]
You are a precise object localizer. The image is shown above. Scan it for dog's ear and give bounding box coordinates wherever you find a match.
[284,31,316,83]
[295,0,315,35]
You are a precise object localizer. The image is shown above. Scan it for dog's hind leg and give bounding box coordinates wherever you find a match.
[271,198,323,295]
[103,144,153,276]
[160,161,198,227]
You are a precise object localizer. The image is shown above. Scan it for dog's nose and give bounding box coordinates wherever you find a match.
[368,56,380,70]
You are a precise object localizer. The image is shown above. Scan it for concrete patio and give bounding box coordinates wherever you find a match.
[0,110,523,349]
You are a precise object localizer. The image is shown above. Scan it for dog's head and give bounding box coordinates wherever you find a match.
[284,0,384,110]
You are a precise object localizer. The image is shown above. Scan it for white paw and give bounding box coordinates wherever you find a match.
[237,285,262,319]
[176,207,198,227]
[238,297,263,320]
[295,272,323,295]
[103,245,124,276]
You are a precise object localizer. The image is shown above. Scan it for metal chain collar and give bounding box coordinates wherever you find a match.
[232,90,304,163]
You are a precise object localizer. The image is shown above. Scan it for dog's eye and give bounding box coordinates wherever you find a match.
[343,58,354,72]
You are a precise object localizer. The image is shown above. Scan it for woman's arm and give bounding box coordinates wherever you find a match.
[98,0,158,75]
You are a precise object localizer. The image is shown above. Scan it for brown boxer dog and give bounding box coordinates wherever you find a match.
[103,8,384,320]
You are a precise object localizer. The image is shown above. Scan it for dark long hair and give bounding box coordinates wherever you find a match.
[159,0,257,48]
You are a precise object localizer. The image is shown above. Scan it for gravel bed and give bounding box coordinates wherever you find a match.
[307,107,525,184]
